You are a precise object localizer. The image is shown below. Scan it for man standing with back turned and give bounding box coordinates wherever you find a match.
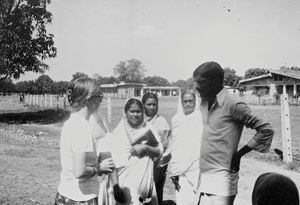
[193,61,274,205]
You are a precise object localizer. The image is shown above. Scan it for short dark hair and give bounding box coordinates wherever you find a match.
[193,61,224,86]
[142,92,158,104]
[252,172,299,205]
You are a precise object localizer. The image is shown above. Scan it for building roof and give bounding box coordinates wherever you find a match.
[268,69,300,80]
[239,69,300,84]
[101,82,146,88]
[101,83,117,88]
[239,73,272,83]
[143,86,180,90]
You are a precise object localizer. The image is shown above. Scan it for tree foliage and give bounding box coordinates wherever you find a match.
[223,67,240,87]
[0,0,57,81]
[144,76,170,86]
[15,78,69,94]
[171,77,193,89]
[0,78,15,93]
[52,80,69,94]
[93,74,118,85]
[35,74,53,93]
[71,72,89,83]
[244,68,268,79]
[114,58,146,83]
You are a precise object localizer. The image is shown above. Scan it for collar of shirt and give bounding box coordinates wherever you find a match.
[200,88,227,108]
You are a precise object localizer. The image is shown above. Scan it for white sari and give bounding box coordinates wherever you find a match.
[169,94,203,205]
[105,117,163,205]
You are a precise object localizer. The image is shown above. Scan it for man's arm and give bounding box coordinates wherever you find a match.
[230,102,274,172]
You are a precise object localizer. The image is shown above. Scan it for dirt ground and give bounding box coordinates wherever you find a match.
[1,143,299,205]
[1,95,300,204]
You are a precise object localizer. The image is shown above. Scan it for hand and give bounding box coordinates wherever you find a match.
[230,152,241,173]
[99,158,115,174]
[113,184,126,203]
[130,144,147,158]
[171,176,180,191]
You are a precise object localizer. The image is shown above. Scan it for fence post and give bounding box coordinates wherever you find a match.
[107,97,112,125]
[56,95,60,109]
[39,94,42,107]
[33,95,36,106]
[280,93,293,163]
[30,95,33,106]
[49,94,53,108]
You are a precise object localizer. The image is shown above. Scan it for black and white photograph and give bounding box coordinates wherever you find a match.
[1,0,300,204]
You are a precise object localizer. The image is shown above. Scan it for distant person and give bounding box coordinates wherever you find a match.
[252,172,299,205]
[54,77,115,205]
[142,92,171,205]
[19,93,24,102]
[106,98,164,204]
[169,90,202,205]
[193,61,274,205]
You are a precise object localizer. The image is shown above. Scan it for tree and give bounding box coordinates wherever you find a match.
[93,74,118,84]
[0,0,57,81]
[244,68,268,79]
[171,78,193,89]
[35,74,53,93]
[0,78,15,93]
[25,80,38,94]
[114,58,146,83]
[144,76,170,86]
[15,80,31,93]
[52,81,69,94]
[71,72,88,83]
[223,67,240,87]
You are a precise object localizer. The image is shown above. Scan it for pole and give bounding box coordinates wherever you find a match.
[107,97,112,125]
[280,93,293,163]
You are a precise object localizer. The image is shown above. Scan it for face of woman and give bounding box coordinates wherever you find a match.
[126,103,144,128]
[144,98,158,117]
[182,93,196,115]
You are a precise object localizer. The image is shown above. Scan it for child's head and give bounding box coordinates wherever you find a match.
[252,172,299,205]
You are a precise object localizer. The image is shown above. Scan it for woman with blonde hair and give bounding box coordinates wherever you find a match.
[54,77,115,205]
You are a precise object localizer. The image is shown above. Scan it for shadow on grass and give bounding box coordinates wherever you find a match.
[0,109,71,124]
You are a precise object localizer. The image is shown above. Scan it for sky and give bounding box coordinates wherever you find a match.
[19,0,300,82]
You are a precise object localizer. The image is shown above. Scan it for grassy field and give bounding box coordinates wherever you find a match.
[1,95,300,204]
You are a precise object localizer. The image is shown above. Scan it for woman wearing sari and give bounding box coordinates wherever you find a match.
[142,92,171,205]
[169,90,203,205]
[106,98,164,205]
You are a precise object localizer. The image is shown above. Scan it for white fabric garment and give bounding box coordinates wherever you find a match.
[106,118,163,205]
[100,97,163,205]
[169,92,203,205]
[58,113,99,201]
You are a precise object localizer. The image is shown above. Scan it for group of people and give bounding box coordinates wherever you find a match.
[54,61,299,205]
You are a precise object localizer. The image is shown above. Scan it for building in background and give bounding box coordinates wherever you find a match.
[141,86,180,97]
[239,69,300,97]
[101,83,180,98]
